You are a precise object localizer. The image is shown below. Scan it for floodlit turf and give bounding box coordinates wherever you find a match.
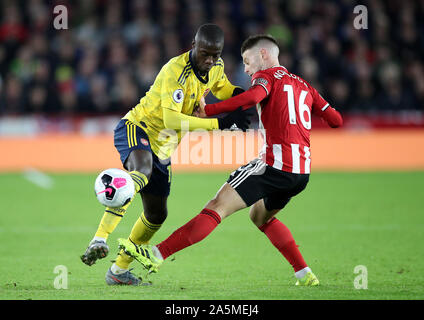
[0,171,423,300]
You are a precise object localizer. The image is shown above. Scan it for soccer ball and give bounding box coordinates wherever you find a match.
[94,168,135,208]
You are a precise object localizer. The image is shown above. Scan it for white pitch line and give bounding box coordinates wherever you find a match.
[22,167,54,189]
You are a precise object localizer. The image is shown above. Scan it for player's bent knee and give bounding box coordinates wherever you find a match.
[204,198,221,212]
[204,198,228,220]
[204,183,247,220]
[249,212,262,227]
[137,168,153,181]
[249,201,279,228]
[130,167,152,181]
[124,150,153,179]
[144,209,167,225]
[249,211,268,228]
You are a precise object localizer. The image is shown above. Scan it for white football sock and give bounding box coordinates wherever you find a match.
[91,236,106,243]
[110,263,128,275]
[152,246,164,260]
[295,267,312,279]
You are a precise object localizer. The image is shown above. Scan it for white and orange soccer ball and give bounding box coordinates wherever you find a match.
[94,168,134,208]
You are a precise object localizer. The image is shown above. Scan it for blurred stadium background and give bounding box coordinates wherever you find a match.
[0,0,423,172]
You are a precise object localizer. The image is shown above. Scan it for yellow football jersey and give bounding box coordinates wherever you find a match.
[123,50,238,160]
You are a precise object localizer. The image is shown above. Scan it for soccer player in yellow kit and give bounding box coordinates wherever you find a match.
[80,23,251,285]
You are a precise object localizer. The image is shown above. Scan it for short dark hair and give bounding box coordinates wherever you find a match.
[241,34,279,55]
[195,23,224,45]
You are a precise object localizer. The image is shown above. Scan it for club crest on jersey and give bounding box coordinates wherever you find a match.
[173,89,184,103]
[140,138,149,146]
[203,88,210,97]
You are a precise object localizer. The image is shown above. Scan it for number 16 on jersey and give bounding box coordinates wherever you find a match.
[283,84,311,130]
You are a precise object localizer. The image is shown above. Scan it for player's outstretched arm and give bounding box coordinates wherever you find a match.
[163,107,218,131]
[163,107,251,131]
[204,85,266,116]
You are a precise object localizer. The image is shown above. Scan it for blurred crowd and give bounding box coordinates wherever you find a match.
[0,0,423,117]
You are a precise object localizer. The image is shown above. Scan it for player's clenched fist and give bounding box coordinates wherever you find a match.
[192,96,207,118]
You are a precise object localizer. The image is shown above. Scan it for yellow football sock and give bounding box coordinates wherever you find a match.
[115,211,162,270]
[94,197,133,240]
[129,171,148,193]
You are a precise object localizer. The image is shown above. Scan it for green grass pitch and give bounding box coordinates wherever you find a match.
[0,171,423,300]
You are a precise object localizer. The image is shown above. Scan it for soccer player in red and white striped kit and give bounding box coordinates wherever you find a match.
[120,34,343,286]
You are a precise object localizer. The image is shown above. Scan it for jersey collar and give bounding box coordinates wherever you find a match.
[189,50,209,84]
[270,65,287,71]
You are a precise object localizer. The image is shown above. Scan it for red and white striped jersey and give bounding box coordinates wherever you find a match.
[251,66,333,174]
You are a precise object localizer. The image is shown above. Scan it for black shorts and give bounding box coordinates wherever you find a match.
[114,119,171,197]
[227,158,309,211]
